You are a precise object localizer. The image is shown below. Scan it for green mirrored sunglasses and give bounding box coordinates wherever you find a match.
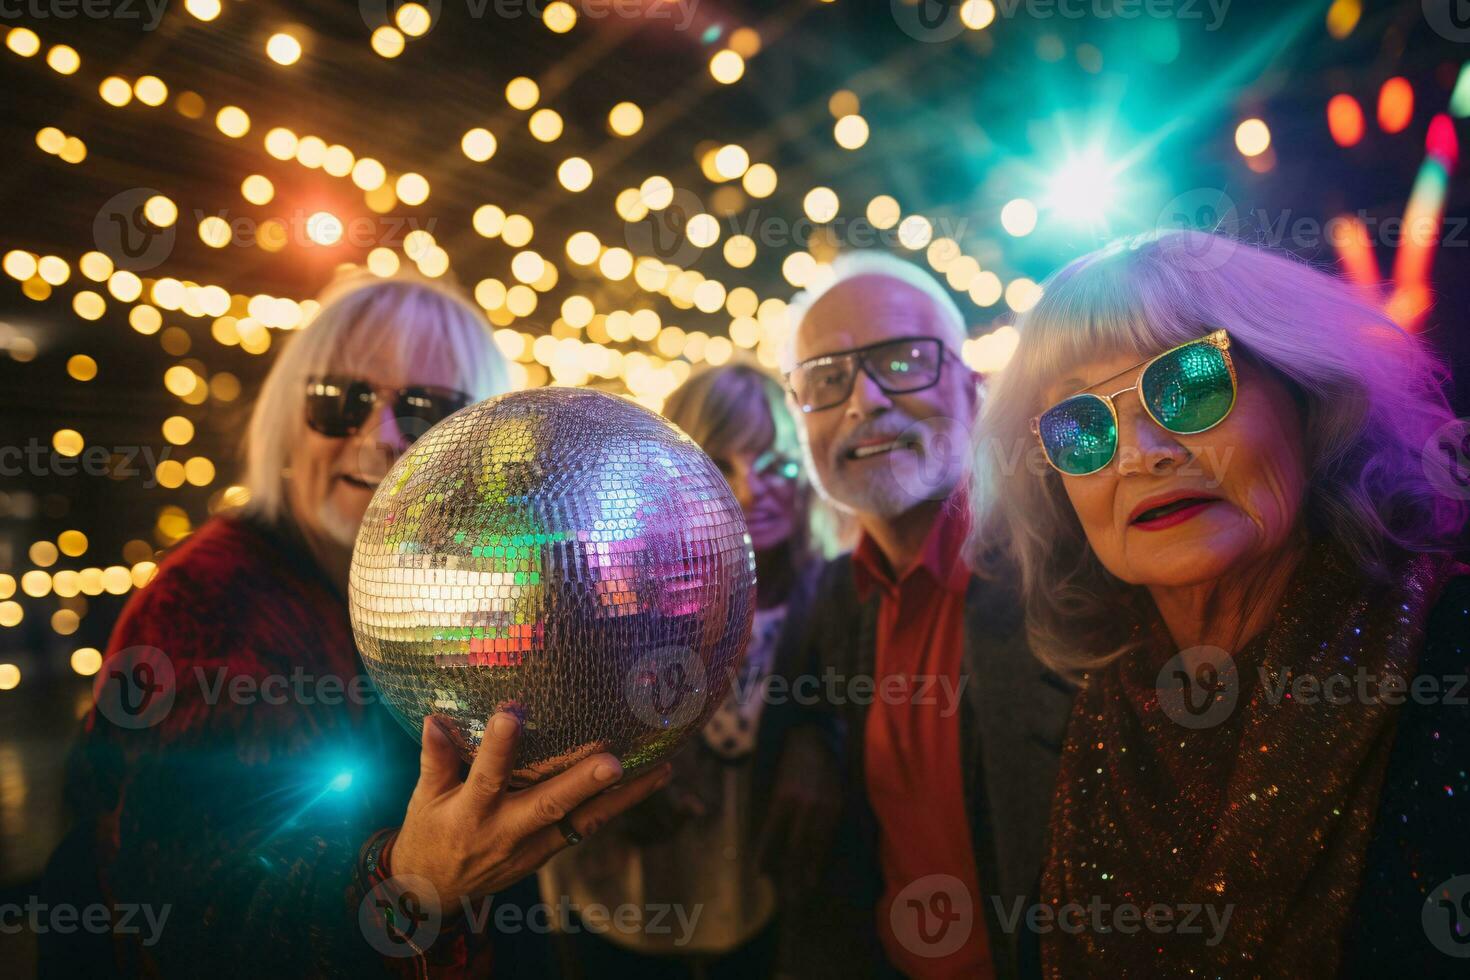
[1029,329,1237,477]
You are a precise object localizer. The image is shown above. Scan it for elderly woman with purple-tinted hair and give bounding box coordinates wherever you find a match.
[973,230,1468,978]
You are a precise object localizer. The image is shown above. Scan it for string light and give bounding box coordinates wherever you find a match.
[371,26,405,58]
[266,33,302,66]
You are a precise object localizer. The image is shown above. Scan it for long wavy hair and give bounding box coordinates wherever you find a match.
[971,230,1466,675]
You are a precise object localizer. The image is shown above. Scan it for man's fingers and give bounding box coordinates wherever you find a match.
[409,714,464,811]
[504,752,625,836]
[464,712,521,809]
[520,762,674,863]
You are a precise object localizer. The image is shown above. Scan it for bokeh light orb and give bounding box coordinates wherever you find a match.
[349,388,756,787]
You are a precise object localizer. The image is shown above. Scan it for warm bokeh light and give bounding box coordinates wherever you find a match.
[1377,77,1413,134]
[897,214,933,250]
[144,193,178,227]
[506,76,540,110]
[1000,198,1038,236]
[529,109,564,142]
[46,45,81,75]
[543,1,577,33]
[216,105,251,138]
[99,76,132,106]
[396,172,430,205]
[133,76,169,107]
[557,157,593,192]
[709,50,745,84]
[371,26,405,58]
[742,163,777,198]
[803,187,839,223]
[67,354,97,381]
[1005,277,1043,312]
[1327,94,1365,147]
[241,174,275,205]
[462,127,498,161]
[639,176,674,210]
[6,27,40,57]
[834,114,869,149]
[1235,117,1271,157]
[71,648,103,676]
[266,32,302,66]
[608,102,643,136]
[1325,0,1361,39]
[185,0,221,20]
[396,3,432,36]
[961,0,997,29]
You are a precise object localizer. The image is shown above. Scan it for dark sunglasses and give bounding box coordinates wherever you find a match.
[1030,329,1237,476]
[305,376,473,439]
[785,336,955,414]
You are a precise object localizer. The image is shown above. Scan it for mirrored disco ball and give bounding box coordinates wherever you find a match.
[348,387,756,787]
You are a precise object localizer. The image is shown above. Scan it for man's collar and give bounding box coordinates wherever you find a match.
[852,493,972,601]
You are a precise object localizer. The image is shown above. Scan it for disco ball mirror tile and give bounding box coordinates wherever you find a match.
[348,387,756,787]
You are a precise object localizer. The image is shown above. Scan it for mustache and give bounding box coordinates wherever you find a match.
[834,416,924,457]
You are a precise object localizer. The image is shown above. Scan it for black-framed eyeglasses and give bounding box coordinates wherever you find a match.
[305,376,474,439]
[785,336,954,414]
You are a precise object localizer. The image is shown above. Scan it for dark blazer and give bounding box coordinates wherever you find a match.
[783,554,1076,980]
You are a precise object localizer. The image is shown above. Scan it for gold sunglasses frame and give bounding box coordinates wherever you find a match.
[1028,329,1237,477]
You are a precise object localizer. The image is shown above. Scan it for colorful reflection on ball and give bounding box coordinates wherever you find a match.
[348,387,756,786]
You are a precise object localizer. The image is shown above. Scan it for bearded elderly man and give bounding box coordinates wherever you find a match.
[764,252,1075,980]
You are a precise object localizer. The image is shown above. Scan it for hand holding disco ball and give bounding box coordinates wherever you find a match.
[349,387,757,786]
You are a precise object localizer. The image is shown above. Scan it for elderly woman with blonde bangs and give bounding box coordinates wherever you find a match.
[45,273,671,978]
[973,231,1468,977]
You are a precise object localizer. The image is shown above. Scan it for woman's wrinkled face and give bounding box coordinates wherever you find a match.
[1043,346,1309,589]
[287,352,461,548]
[709,442,801,554]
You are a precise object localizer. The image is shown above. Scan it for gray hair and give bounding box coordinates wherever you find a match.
[240,271,510,523]
[972,230,1466,676]
[782,250,967,372]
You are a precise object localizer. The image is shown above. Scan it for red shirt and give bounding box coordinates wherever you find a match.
[855,498,992,979]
